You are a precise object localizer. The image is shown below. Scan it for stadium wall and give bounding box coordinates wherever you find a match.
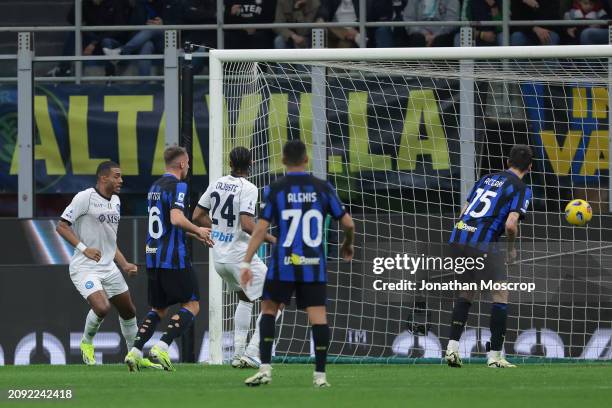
[0,216,610,364]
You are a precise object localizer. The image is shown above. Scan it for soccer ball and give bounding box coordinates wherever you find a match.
[564,199,592,226]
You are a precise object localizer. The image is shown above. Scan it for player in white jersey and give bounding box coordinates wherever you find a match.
[193,147,279,368]
[56,161,159,369]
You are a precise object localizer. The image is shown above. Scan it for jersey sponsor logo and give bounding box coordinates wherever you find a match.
[211,230,234,242]
[93,202,107,208]
[145,245,158,254]
[84,281,94,289]
[284,253,320,266]
[287,192,318,203]
[98,214,121,224]
[455,220,477,233]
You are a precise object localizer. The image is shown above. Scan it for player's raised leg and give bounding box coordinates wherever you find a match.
[487,289,515,368]
[244,299,279,386]
[445,291,474,368]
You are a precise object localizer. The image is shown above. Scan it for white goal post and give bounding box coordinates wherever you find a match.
[207,45,612,364]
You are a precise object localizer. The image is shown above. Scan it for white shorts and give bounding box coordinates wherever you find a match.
[69,263,129,300]
[215,259,267,301]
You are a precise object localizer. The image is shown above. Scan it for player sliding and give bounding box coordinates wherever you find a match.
[445,144,533,368]
[124,146,213,372]
[240,140,355,387]
[193,146,279,369]
[56,161,157,368]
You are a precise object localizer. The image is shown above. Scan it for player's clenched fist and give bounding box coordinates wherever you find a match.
[83,247,102,263]
[341,242,354,262]
[122,262,138,277]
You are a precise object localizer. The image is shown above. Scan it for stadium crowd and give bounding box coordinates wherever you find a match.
[49,0,612,76]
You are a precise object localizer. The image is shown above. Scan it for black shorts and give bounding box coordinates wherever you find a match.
[262,280,327,309]
[448,243,507,283]
[147,267,200,309]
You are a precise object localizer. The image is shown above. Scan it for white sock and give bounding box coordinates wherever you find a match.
[81,310,104,344]
[154,340,169,352]
[129,347,143,359]
[119,316,138,349]
[447,339,460,352]
[234,301,253,357]
[246,309,282,357]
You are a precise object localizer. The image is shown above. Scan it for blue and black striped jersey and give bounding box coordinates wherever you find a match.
[449,170,532,251]
[260,172,346,283]
[145,174,189,269]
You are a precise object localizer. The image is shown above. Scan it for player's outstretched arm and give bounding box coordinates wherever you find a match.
[240,218,270,286]
[240,214,276,244]
[192,206,213,228]
[170,208,213,246]
[56,220,101,262]
[115,248,138,276]
[340,213,355,261]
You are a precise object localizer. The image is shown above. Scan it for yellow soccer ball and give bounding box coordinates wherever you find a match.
[564,199,592,226]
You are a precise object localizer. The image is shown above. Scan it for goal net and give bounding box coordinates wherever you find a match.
[207,46,612,363]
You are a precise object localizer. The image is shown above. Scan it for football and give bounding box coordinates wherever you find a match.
[565,199,593,226]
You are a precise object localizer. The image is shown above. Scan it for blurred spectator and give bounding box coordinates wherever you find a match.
[464,0,503,46]
[102,0,165,76]
[402,0,460,47]
[391,0,407,46]
[225,0,278,49]
[182,0,218,73]
[182,0,217,49]
[563,0,609,44]
[510,0,561,46]
[273,0,320,49]
[50,0,130,76]
[316,0,394,48]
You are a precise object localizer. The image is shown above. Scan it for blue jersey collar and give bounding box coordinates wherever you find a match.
[286,171,309,176]
[163,173,179,180]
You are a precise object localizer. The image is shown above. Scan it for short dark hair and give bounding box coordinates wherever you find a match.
[229,146,252,172]
[164,146,187,166]
[96,161,120,178]
[508,144,533,172]
[282,139,307,166]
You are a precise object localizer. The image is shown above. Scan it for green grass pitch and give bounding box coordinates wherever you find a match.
[1,363,611,407]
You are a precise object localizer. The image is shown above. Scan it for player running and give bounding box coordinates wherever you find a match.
[57,161,155,367]
[124,146,212,372]
[444,144,533,368]
[240,140,355,387]
[193,146,278,369]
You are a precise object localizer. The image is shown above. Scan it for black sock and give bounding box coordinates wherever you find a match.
[489,302,508,351]
[133,310,160,350]
[449,297,472,341]
[312,324,329,373]
[160,308,195,346]
[259,314,276,365]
